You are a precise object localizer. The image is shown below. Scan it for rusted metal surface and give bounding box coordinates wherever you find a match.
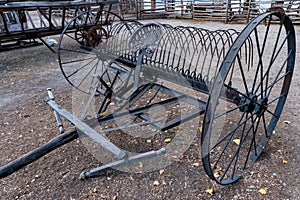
[0,0,119,50]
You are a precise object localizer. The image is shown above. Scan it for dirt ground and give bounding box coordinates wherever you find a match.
[0,20,299,199]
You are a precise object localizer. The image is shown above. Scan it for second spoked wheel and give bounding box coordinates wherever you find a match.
[201,11,296,184]
[58,9,125,94]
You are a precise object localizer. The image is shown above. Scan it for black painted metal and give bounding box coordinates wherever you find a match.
[201,11,296,184]
[0,10,295,185]
[0,130,79,179]
[0,0,119,51]
[57,11,296,184]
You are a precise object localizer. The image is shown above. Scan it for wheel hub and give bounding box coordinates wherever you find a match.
[239,93,268,115]
[254,97,268,116]
[239,93,257,113]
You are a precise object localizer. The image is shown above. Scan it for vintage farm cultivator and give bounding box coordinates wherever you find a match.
[0,7,296,185]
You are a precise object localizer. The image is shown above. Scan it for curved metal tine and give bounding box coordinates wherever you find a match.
[188,28,211,78]
[198,29,216,78]
[206,30,234,82]
[206,30,228,72]
[104,21,139,59]
[187,27,216,77]
[108,23,131,56]
[212,30,240,80]
[190,29,209,79]
[156,25,175,69]
[108,22,127,55]
[173,26,194,72]
[185,27,203,68]
[168,26,187,71]
[176,26,196,53]
[156,25,176,69]
[153,25,179,70]
[188,27,213,78]
[118,22,141,58]
[160,27,180,71]
[184,27,200,75]
[175,26,200,75]
[170,27,189,73]
[215,31,248,89]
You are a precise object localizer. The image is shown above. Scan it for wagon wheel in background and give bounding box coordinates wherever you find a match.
[58,9,124,94]
[201,11,296,184]
[87,25,108,48]
[73,8,91,45]
[74,27,87,45]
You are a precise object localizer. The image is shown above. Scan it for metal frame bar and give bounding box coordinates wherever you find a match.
[45,92,127,160]
[0,0,120,50]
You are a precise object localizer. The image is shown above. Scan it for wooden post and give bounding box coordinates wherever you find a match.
[246,0,251,23]
[151,0,155,13]
[226,0,230,23]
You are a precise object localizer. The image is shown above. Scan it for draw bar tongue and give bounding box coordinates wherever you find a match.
[45,90,127,160]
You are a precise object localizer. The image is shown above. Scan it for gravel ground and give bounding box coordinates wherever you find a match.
[0,20,299,199]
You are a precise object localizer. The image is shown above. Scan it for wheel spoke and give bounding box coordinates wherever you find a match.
[76,58,101,88]
[267,93,286,106]
[270,28,289,67]
[254,50,291,97]
[211,112,254,164]
[252,25,288,97]
[243,114,261,168]
[65,32,77,41]
[213,103,248,120]
[60,47,94,55]
[253,27,266,98]
[62,56,97,66]
[266,60,290,98]
[261,114,269,138]
[66,57,99,79]
[265,23,283,96]
[237,54,250,95]
[219,114,259,181]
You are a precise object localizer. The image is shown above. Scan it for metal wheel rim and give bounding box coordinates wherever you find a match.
[201,12,296,185]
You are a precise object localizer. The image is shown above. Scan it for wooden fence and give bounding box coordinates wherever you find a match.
[119,0,300,24]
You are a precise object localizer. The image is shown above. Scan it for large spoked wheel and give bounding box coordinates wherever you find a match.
[58,9,124,94]
[201,11,296,184]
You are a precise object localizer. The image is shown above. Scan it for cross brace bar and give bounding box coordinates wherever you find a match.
[45,95,127,160]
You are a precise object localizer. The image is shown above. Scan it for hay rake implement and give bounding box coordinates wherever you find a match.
[0,7,296,185]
